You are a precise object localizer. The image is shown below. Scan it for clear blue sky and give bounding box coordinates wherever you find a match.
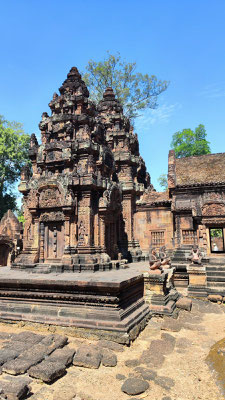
[1,0,225,193]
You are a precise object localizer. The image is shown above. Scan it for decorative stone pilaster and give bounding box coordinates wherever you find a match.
[187,264,207,298]
[143,269,179,316]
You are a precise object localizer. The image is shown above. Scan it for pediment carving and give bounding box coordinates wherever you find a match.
[202,202,225,217]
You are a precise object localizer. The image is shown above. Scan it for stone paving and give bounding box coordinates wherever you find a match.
[0,298,224,399]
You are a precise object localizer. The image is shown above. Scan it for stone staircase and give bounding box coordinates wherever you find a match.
[171,246,192,287]
[206,257,225,296]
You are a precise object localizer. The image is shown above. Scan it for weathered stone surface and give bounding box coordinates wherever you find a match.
[116,374,126,381]
[28,360,66,383]
[149,338,175,356]
[0,349,19,366]
[155,376,175,390]
[28,387,53,400]
[40,334,68,350]
[138,369,157,381]
[53,385,77,400]
[139,349,165,368]
[14,331,44,344]
[125,359,140,367]
[121,378,149,395]
[176,297,192,311]
[161,318,182,332]
[101,348,117,367]
[47,347,75,367]
[97,340,124,352]
[2,358,37,375]
[73,346,102,369]
[0,377,31,400]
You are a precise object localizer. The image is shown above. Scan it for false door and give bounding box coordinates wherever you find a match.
[44,222,65,261]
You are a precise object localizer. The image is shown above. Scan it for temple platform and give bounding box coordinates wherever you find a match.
[0,263,150,344]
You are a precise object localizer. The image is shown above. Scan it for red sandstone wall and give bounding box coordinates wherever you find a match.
[134,207,174,251]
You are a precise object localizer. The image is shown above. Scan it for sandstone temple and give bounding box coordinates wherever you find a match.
[0,66,224,341]
[14,67,150,272]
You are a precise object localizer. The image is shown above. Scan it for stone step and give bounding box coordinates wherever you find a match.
[206,268,225,274]
[208,258,225,265]
[207,280,225,287]
[207,287,225,296]
[207,276,225,282]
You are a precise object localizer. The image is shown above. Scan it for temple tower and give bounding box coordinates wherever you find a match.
[15,68,123,271]
[98,87,151,261]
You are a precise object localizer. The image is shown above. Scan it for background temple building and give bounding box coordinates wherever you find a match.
[0,210,22,267]
[136,151,225,256]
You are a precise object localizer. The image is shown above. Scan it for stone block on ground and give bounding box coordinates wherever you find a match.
[136,368,157,381]
[121,378,149,395]
[47,347,75,367]
[73,345,102,369]
[100,348,117,367]
[125,359,140,367]
[3,341,31,353]
[208,294,223,303]
[139,349,165,368]
[149,338,175,356]
[40,334,68,351]
[0,377,31,400]
[116,374,126,381]
[2,358,37,375]
[14,332,44,345]
[176,297,192,311]
[96,340,124,352]
[154,376,175,390]
[28,360,66,383]
[18,343,51,361]
[0,350,19,366]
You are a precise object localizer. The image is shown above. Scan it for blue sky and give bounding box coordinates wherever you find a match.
[1,0,225,193]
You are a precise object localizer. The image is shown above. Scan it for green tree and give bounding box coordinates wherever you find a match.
[171,124,211,158]
[83,52,169,119]
[0,116,30,219]
[157,173,168,191]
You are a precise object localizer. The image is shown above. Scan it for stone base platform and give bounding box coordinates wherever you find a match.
[0,267,149,344]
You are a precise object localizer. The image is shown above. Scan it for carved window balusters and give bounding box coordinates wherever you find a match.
[182,230,197,244]
[151,231,165,246]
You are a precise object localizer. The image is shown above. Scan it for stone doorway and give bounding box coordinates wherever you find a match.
[0,244,11,266]
[209,228,225,253]
[44,222,65,262]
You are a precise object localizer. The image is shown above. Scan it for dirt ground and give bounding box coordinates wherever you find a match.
[0,298,225,400]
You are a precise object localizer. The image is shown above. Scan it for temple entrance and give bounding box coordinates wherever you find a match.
[44,222,65,262]
[209,228,225,253]
[0,244,11,266]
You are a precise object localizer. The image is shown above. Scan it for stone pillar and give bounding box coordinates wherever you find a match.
[175,215,181,247]
[122,194,133,242]
[64,216,70,248]
[187,264,207,298]
[39,222,45,263]
[33,218,39,249]
[99,216,106,251]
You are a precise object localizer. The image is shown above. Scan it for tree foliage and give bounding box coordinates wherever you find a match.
[171,124,211,158]
[157,173,168,191]
[0,116,30,219]
[83,52,169,119]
